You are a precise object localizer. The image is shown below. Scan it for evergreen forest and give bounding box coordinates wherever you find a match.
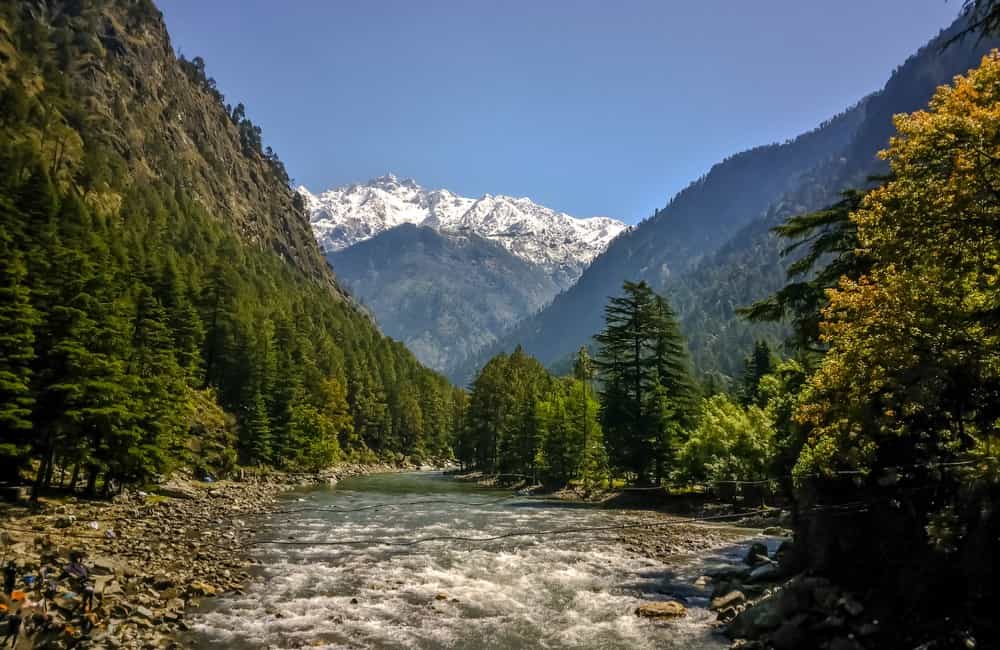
[0,0,464,496]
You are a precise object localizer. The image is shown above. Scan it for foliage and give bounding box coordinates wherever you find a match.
[950,0,1000,45]
[739,190,873,353]
[795,52,1000,479]
[463,283,696,488]
[675,394,774,483]
[738,341,776,407]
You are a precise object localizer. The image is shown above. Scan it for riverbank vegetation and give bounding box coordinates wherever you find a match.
[462,50,1000,645]
[457,280,782,489]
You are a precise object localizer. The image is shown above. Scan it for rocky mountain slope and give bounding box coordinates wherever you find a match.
[6,0,338,291]
[328,225,561,377]
[458,16,999,383]
[301,175,626,288]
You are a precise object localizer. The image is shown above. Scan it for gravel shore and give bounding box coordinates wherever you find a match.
[0,463,408,649]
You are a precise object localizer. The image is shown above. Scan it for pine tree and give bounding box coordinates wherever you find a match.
[594,281,659,483]
[739,341,775,407]
[243,387,272,465]
[120,285,186,483]
[200,260,238,391]
[0,218,39,477]
[595,281,696,484]
[573,347,605,488]
[650,295,697,420]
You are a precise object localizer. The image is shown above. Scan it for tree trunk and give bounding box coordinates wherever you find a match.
[85,466,98,497]
[69,461,81,493]
[32,440,54,501]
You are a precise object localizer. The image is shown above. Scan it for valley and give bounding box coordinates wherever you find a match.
[1,1,998,649]
[301,175,625,376]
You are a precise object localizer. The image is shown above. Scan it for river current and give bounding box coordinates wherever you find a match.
[186,472,748,649]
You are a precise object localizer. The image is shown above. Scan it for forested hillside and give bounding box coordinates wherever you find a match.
[0,0,462,494]
[461,15,1000,384]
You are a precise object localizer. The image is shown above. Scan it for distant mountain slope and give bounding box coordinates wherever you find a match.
[328,225,560,376]
[301,175,626,289]
[460,15,998,383]
[306,175,627,378]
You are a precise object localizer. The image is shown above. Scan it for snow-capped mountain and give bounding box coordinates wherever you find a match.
[299,174,626,285]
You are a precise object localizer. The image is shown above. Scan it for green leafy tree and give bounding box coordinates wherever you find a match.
[675,394,774,483]
[537,386,580,486]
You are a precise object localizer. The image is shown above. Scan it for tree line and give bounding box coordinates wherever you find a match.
[458,279,788,489]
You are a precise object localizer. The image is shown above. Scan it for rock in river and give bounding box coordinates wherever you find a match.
[635,600,687,619]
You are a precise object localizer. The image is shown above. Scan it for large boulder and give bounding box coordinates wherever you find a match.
[775,539,802,573]
[727,596,783,639]
[635,600,687,619]
[158,480,199,500]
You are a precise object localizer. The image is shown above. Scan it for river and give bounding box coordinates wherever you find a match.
[186,472,758,649]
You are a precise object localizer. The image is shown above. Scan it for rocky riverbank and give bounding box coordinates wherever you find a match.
[0,462,422,649]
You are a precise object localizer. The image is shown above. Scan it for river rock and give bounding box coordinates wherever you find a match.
[812,614,846,632]
[748,563,781,583]
[770,615,809,650]
[152,573,176,590]
[774,538,801,572]
[711,590,746,611]
[839,594,864,617]
[159,480,199,500]
[744,542,769,567]
[635,600,687,619]
[728,597,783,639]
[828,638,866,650]
[187,581,217,597]
[55,514,76,528]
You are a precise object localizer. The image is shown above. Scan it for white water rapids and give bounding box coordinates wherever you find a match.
[186,472,760,649]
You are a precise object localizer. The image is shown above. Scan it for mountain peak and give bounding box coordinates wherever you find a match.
[369,173,420,190]
[300,177,627,282]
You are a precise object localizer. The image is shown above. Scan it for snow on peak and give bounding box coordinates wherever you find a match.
[300,176,627,277]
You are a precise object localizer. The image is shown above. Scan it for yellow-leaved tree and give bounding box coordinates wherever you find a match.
[796,52,1000,481]
[789,55,1000,635]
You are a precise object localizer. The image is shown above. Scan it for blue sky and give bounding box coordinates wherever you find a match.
[159,1,961,223]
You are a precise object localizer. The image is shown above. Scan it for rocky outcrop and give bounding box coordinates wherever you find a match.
[704,535,909,650]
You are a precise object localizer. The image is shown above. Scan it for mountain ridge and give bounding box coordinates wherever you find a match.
[456,17,998,384]
[300,174,627,289]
